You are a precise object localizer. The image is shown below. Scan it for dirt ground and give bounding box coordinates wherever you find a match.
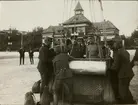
[0,51,137,104]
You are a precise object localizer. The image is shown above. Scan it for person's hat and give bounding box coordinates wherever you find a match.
[113,41,122,49]
[54,45,68,54]
[44,36,52,43]
[112,35,122,42]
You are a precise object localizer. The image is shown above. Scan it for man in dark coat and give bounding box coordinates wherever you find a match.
[37,37,54,97]
[86,37,99,58]
[18,47,25,65]
[28,48,34,64]
[108,42,119,100]
[52,45,74,105]
[70,40,82,58]
[111,42,136,104]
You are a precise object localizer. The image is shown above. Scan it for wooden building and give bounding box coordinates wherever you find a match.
[42,2,119,42]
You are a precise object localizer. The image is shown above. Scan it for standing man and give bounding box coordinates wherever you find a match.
[66,39,72,54]
[86,37,99,58]
[109,41,119,100]
[37,36,54,97]
[18,47,25,65]
[102,44,111,58]
[28,48,34,64]
[70,40,82,58]
[111,41,136,104]
[52,45,74,105]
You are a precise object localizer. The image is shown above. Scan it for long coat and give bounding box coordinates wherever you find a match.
[19,48,25,57]
[86,44,99,58]
[29,50,34,57]
[37,44,54,75]
[70,44,82,58]
[52,53,73,80]
[111,48,134,79]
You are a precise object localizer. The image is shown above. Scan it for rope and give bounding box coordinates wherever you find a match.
[75,0,77,7]
[65,0,73,39]
[89,0,93,22]
[101,9,104,21]
[0,2,2,23]
[91,0,96,22]
[98,0,107,46]
[66,0,69,20]
[62,0,66,23]
[69,0,73,18]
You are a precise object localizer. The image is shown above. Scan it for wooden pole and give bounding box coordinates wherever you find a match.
[51,36,54,48]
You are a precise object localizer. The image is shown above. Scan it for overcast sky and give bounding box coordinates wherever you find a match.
[0,0,138,36]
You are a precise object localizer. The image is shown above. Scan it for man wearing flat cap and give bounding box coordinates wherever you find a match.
[37,36,55,97]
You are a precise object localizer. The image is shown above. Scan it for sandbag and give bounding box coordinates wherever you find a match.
[32,80,41,93]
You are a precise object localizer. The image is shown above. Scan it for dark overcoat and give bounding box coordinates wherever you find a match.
[111,48,134,79]
[86,44,99,58]
[70,44,82,58]
[19,48,25,57]
[37,45,51,74]
[52,53,73,80]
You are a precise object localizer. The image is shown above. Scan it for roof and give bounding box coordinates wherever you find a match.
[112,35,122,41]
[0,31,7,35]
[74,2,84,11]
[43,25,63,34]
[44,20,119,36]
[93,20,119,30]
[63,14,91,25]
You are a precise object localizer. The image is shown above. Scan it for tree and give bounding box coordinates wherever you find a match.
[24,26,43,51]
[0,31,8,51]
[11,29,19,36]
[124,37,134,48]
[131,29,138,46]
[131,29,138,39]
[32,27,43,34]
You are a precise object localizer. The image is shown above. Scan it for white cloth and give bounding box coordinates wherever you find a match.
[130,65,138,100]
[69,61,106,75]
[130,66,138,85]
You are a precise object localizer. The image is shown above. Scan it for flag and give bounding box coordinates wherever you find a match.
[98,0,103,11]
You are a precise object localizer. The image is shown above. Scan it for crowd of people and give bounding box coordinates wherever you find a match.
[29,35,137,105]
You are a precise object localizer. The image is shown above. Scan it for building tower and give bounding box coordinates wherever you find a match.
[74,1,84,15]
